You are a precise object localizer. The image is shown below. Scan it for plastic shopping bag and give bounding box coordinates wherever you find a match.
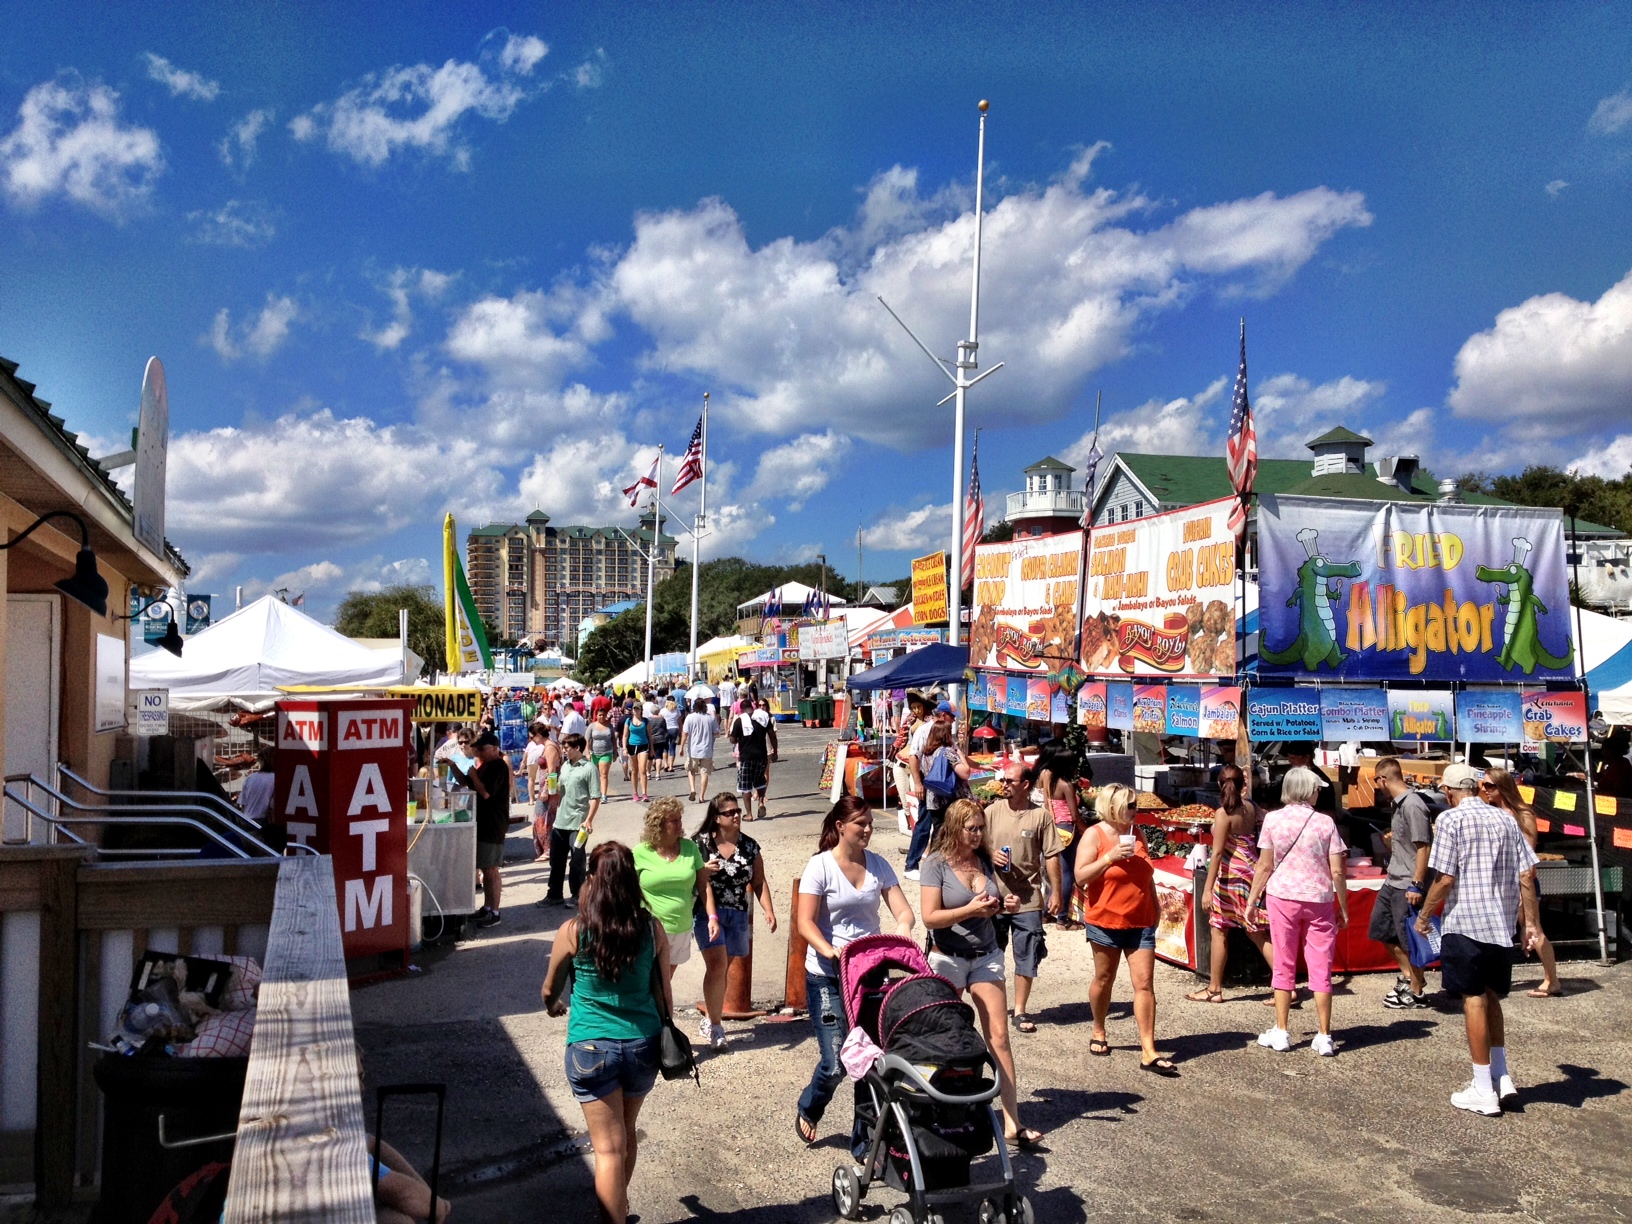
[1406,907,1442,969]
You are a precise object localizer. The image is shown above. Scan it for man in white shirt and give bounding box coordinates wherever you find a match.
[718,678,736,728]
[560,702,587,740]
[679,697,719,802]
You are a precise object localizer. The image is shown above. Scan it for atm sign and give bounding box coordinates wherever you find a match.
[336,710,405,750]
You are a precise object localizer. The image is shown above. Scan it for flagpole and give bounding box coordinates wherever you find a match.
[645,445,664,686]
[688,393,709,682]
[1072,392,1102,666]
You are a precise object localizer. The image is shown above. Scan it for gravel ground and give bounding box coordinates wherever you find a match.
[351,726,1632,1224]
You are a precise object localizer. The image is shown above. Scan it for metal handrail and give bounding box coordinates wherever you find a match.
[17,772,287,858]
[3,774,280,859]
[57,764,269,832]
[2,783,223,856]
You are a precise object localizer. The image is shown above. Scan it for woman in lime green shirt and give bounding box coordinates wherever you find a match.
[542,841,672,1224]
[633,796,719,986]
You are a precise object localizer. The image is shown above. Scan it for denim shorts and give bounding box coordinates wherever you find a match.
[1083,922,1156,952]
[694,906,752,958]
[928,947,1007,990]
[565,1036,660,1103]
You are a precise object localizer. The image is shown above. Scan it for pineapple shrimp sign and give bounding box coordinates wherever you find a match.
[1257,495,1574,683]
[1078,496,1239,678]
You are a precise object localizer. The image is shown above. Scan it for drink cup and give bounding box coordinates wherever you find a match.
[1119,833,1136,851]
[574,826,589,848]
[546,772,560,796]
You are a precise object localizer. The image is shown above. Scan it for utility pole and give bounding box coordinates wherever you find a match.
[687,393,709,682]
[644,446,664,685]
[857,522,864,603]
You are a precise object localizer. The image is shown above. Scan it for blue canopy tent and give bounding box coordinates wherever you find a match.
[845,643,970,690]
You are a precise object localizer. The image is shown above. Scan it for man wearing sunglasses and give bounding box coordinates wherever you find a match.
[984,759,1063,1034]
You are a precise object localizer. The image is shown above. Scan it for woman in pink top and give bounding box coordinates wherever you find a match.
[1245,767,1349,1056]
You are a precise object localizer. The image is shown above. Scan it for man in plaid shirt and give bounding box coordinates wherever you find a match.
[1416,763,1541,1116]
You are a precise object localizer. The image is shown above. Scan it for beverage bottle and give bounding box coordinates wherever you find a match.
[575,826,589,848]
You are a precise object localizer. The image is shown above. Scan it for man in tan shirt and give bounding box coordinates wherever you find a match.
[984,758,1064,1033]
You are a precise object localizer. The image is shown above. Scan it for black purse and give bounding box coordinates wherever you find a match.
[648,927,700,1085]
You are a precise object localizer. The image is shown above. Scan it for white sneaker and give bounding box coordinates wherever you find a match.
[1497,1074,1517,1102]
[710,1023,728,1049]
[1310,1032,1337,1057]
[1451,1082,1502,1117]
[904,869,921,882]
[698,1016,714,1045]
[1257,1026,1290,1052]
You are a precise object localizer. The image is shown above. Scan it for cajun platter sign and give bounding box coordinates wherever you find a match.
[968,532,1082,674]
[1079,496,1238,678]
[1258,495,1574,683]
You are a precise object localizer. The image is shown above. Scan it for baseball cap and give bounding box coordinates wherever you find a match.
[1442,762,1483,791]
[935,701,956,716]
[1285,741,1316,757]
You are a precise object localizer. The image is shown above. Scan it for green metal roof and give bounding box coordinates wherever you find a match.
[1024,455,1075,472]
[1305,426,1373,448]
[525,509,550,523]
[467,523,514,537]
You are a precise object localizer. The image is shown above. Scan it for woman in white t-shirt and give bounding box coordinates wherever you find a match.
[794,796,915,1149]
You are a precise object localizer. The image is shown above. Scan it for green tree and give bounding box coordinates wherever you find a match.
[982,520,1016,544]
[1459,465,1632,534]
[332,584,443,678]
[576,603,689,684]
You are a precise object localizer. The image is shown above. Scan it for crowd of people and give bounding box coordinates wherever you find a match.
[531,712,1558,1221]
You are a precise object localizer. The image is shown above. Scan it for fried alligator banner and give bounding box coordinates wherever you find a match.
[1080,497,1238,679]
[1257,495,1574,683]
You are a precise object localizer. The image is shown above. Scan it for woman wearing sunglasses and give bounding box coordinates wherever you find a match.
[691,794,779,1049]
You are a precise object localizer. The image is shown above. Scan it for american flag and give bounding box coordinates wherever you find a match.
[960,437,985,584]
[1225,322,1257,542]
[671,417,704,494]
[623,455,659,507]
[1078,439,1104,529]
[764,586,781,619]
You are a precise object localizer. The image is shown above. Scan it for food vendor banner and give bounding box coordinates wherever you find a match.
[1456,690,1525,743]
[1079,681,1108,728]
[1165,685,1201,736]
[867,626,944,651]
[1005,675,1029,717]
[1050,686,1070,724]
[1200,686,1242,739]
[1132,684,1167,734]
[967,671,988,711]
[798,622,848,660]
[1387,690,1456,741]
[969,532,1080,674]
[911,552,949,625]
[1246,688,1322,739]
[1523,689,1588,742]
[1319,689,1391,741]
[1080,496,1237,679]
[1257,494,1574,683]
[1106,681,1134,730]
[1026,678,1051,721]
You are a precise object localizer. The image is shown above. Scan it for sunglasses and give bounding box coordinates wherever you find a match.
[965,824,986,834]
[717,807,742,817]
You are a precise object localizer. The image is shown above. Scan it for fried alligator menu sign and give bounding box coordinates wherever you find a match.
[1257,495,1574,683]
[1080,497,1238,678]
[968,533,1081,674]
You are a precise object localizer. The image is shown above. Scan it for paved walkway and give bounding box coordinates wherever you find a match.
[352,727,1632,1223]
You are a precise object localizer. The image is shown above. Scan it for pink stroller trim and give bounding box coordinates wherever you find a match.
[838,933,935,1032]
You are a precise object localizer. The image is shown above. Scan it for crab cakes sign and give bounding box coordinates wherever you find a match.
[1257,495,1574,683]
[968,532,1082,674]
[1077,496,1238,678]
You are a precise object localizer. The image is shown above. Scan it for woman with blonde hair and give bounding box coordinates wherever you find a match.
[1480,767,1562,997]
[1075,783,1177,1075]
[632,796,718,987]
[920,798,1043,1147]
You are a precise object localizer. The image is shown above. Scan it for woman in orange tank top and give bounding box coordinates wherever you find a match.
[1074,783,1177,1075]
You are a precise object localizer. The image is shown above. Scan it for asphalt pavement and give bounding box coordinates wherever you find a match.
[350,725,1632,1224]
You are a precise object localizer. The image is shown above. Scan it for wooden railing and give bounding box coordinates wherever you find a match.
[222,855,374,1222]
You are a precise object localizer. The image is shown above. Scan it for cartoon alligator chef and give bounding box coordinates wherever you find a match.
[1475,536,1573,674]
[1261,527,1361,671]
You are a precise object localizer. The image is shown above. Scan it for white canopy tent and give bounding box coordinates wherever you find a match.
[130,595,412,710]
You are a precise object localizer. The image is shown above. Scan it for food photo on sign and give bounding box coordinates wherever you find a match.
[1079,496,1238,678]
[968,533,1080,673]
[1256,494,1575,682]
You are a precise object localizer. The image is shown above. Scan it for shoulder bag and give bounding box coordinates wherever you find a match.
[647,923,700,1085]
[923,746,959,797]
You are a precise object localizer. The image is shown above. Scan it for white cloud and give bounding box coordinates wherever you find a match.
[744,431,852,509]
[363,266,455,350]
[498,34,549,76]
[291,35,546,168]
[607,157,1369,447]
[1066,379,1230,465]
[144,53,220,102]
[571,50,606,90]
[444,285,608,383]
[219,107,274,171]
[1251,372,1387,454]
[206,294,298,361]
[187,199,276,247]
[1546,179,1570,198]
[0,76,163,218]
[166,409,498,552]
[1448,267,1632,425]
[1570,435,1632,479]
[1588,89,1632,136]
[861,502,953,552]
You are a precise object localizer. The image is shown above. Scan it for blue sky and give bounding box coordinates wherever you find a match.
[3,3,1632,619]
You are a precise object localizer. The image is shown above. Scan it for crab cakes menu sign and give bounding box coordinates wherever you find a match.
[968,533,1082,674]
[1257,495,1574,684]
[1078,496,1238,678]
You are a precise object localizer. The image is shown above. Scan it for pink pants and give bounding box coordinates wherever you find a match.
[1267,895,1337,994]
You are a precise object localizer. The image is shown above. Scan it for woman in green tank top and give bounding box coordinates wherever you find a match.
[543,842,671,1224]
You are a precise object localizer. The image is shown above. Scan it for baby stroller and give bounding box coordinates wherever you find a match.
[830,934,1033,1224]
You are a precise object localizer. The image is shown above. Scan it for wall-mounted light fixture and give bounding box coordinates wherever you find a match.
[0,510,109,617]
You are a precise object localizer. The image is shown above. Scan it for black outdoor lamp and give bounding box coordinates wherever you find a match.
[0,509,110,617]
[120,594,184,657]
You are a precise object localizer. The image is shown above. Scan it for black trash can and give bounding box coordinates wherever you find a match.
[91,1053,249,1224]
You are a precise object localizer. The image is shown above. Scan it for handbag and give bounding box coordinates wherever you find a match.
[1405,906,1442,969]
[923,747,959,797]
[648,928,700,1085]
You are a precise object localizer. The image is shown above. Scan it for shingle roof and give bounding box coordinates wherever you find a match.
[0,356,189,576]
[1024,455,1075,472]
[525,509,550,523]
[1306,426,1373,448]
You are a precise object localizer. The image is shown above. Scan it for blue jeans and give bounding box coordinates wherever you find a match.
[797,973,869,1157]
[905,804,943,871]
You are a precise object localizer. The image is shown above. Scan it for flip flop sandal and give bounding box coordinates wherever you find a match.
[1005,1128,1045,1150]
[1185,989,1225,1003]
[1526,987,1564,998]
[1140,1057,1180,1077]
[795,1114,818,1145]
[1088,1037,1111,1056]
[1015,1014,1038,1033]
